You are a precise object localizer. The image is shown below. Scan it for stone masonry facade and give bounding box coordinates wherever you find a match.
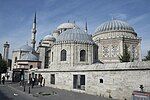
[29,61,150,100]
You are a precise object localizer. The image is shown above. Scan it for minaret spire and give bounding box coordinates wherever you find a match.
[31,12,37,50]
[85,21,88,32]
[3,41,10,61]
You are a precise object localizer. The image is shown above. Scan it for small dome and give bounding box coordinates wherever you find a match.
[95,20,135,34]
[21,53,38,61]
[19,44,34,52]
[43,35,55,41]
[57,22,79,30]
[56,28,94,44]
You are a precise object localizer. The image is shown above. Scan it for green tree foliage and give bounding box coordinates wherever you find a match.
[143,50,150,61]
[118,44,131,62]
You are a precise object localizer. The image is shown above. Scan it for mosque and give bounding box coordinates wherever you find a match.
[10,13,150,100]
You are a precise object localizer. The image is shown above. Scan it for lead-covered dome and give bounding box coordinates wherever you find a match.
[18,44,35,52]
[21,53,38,61]
[95,20,135,34]
[56,28,94,44]
[43,35,55,41]
[57,22,79,30]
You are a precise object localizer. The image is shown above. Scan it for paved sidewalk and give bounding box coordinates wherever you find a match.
[0,84,39,100]
[7,82,113,100]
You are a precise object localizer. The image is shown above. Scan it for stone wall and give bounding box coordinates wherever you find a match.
[38,46,46,69]
[31,61,150,100]
[50,43,94,67]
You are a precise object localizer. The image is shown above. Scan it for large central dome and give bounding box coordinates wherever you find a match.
[57,22,79,30]
[56,29,93,44]
[95,20,135,34]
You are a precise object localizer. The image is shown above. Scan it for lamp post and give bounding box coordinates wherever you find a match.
[28,86,30,94]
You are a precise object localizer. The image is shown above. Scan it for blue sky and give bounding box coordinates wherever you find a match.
[0,0,150,59]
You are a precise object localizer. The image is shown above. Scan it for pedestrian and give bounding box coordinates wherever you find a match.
[6,75,9,80]
[40,75,43,87]
[29,77,32,85]
[20,75,24,86]
[43,78,45,87]
[31,78,35,88]
[38,76,40,85]
[2,76,5,85]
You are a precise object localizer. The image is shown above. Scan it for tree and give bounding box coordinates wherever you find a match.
[143,50,150,61]
[118,44,131,62]
[0,53,8,84]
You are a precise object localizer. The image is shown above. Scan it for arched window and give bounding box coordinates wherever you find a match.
[80,50,86,61]
[100,79,103,83]
[61,49,67,61]
[30,65,33,69]
[15,57,17,63]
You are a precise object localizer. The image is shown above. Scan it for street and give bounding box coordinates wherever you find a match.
[0,82,112,100]
[0,85,38,100]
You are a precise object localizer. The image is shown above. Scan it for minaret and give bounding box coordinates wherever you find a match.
[31,12,37,50]
[3,41,10,61]
[85,21,88,32]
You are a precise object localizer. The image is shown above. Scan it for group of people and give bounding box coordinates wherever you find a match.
[29,74,45,88]
[1,75,10,85]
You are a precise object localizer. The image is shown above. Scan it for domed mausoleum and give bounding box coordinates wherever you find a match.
[12,44,37,69]
[11,44,40,82]
[51,28,95,67]
[17,52,41,70]
[93,19,141,63]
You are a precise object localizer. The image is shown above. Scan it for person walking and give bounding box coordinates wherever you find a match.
[31,77,35,88]
[2,76,5,85]
[6,75,9,80]
[43,78,45,87]
[40,76,43,87]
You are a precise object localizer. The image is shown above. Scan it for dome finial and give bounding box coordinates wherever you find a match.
[85,21,88,32]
